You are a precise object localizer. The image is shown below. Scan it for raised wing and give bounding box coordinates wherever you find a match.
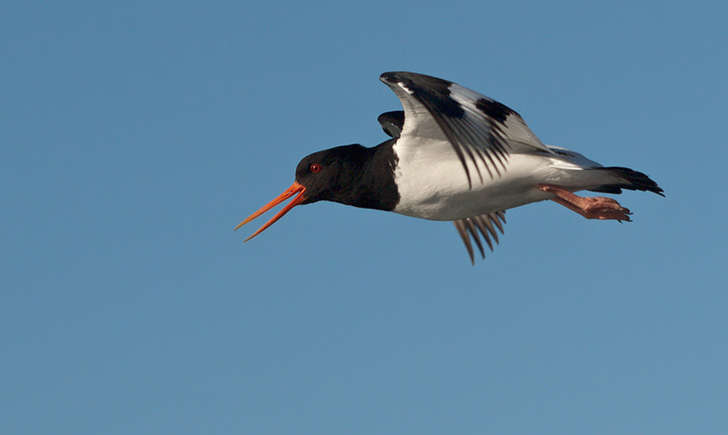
[453,211,507,264]
[379,71,552,188]
[377,110,404,138]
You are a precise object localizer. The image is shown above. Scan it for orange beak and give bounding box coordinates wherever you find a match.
[234,181,306,242]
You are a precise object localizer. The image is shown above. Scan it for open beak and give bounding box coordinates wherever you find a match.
[234,181,306,242]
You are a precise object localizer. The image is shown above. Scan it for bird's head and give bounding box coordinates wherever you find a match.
[235,145,368,241]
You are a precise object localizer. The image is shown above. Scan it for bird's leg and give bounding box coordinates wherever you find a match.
[537,184,632,221]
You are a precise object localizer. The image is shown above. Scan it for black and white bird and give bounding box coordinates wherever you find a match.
[236,71,663,263]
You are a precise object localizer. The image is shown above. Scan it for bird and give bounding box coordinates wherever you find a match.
[235,71,663,263]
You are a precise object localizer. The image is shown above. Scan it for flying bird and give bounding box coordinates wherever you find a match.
[235,71,663,263]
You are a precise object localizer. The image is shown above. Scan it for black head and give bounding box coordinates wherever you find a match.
[234,144,377,241]
[294,144,371,205]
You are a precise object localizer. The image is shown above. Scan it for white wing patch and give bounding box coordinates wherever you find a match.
[380,71,553,188]
[448,83,550,152]
[398,82,415,95]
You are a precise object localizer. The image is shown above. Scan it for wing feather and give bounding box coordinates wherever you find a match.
[452,211,507,264]
[380,71,552,188]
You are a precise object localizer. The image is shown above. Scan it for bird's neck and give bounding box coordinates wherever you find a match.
[329,140,400,211]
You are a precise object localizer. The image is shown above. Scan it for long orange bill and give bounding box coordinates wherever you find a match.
[234,181,306,242]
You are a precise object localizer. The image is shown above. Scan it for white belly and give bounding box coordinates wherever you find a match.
[392,146,584,221]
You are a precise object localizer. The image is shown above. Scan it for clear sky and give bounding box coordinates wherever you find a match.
[2,1,727,434]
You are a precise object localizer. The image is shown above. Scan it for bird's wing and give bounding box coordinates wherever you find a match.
[377,111,405,138]
[379,71,553,187]
[453,211,506,264]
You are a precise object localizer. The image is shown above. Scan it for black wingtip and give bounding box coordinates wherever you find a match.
[453,212,507,264]
[377,111,405,138]
[453,220,475,265]
[380,71,409,84]
[380,71,454,88]
[379,72,395,83]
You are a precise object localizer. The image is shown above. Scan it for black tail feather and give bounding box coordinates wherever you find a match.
[589,166,664,197]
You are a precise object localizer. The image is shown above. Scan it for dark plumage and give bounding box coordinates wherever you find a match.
[236,72,663,263]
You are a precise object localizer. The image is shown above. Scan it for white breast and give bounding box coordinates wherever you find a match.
[391,138,591,221]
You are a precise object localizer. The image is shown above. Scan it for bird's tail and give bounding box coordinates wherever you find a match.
[587,167,664,196]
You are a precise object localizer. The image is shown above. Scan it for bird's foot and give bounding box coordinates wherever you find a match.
[537,184,632,222]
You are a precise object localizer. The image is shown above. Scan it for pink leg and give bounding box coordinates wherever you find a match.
[537,184,632,222]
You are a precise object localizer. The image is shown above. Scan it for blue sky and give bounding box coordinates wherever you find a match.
[2,1,727,434]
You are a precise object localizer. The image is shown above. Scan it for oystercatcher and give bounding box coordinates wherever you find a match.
[236,72,663,263]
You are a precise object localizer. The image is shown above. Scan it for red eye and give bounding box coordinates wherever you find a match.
[309,163,322,173]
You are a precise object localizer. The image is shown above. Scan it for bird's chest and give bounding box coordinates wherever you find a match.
[391,141,552,220]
